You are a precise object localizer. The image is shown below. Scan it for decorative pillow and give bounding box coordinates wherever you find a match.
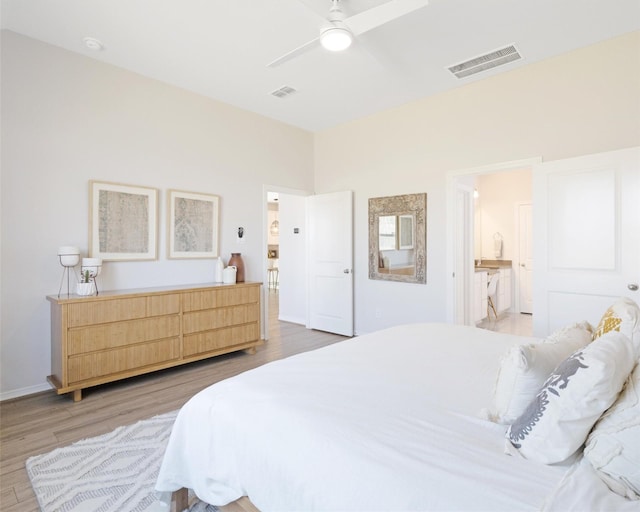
[505,330,635,464]
[592,297,640,356]
[584,361,640,499]
[490,322,593,424]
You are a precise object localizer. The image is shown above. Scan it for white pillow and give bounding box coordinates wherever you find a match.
[491,322,593,424]
[584,361,640,499]
[505,330,635,464]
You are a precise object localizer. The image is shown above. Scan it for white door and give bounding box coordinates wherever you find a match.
[532,147,640,336]
[518,203,533,314]
[307,191,354,336]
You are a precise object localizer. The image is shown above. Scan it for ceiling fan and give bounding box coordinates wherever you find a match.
[267,0,428,67]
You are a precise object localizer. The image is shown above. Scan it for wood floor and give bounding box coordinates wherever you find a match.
[0,292,347,511]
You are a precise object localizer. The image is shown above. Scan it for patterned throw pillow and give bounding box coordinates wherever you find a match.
[505,331,635,464]
[592,298,640,357]
[584,361,640,499]
[490,322,593,424]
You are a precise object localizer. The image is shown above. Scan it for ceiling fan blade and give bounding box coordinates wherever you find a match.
[343,0,428,36]
[267,36,320,68]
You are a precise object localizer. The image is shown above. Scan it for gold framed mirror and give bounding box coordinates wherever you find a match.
[368,193,427,284]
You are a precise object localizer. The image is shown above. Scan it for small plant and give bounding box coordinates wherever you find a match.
[80,269,91,283]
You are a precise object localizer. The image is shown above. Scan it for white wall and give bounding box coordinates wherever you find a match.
[476,169,532,262]
[314,31,640,335]
[0,31,314,399]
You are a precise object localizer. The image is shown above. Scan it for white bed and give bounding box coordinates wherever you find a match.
[155,322,639,511]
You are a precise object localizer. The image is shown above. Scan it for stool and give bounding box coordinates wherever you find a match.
[267,267,279,290]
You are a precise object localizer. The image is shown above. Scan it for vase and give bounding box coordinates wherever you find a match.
[214,257,224,283]
[228,253,245,282]
[223,265,237,284]
[76,282,95,296]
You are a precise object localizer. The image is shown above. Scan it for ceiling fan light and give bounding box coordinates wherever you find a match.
[320,27,353,52]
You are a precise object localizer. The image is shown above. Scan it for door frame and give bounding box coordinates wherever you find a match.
[515,201,533,314]
[446,157,541,324]
[454,183,474,325]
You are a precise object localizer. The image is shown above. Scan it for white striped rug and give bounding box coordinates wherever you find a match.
[26,410,218,512]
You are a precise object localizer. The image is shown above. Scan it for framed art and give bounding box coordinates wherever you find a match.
[89,181,158,261]
[168,189,220,259]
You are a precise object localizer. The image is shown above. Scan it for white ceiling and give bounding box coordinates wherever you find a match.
[2,0,639,132]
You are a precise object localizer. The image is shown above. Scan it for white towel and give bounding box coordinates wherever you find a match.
[494,239,503,258]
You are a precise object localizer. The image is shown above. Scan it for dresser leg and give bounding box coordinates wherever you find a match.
[72,389,82,402]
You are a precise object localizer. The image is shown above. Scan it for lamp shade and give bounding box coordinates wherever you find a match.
[320,26,353,52]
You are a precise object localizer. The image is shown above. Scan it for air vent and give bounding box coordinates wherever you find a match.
[447,44,522,79]
[271,85,297,98]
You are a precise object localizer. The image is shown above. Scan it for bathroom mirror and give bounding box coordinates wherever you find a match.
[369,193,427,284]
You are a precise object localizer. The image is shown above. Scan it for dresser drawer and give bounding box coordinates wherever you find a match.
[183,323,260,357]
[67,294,180,327]
[67,315,180,355]
[183,303,259,334]
[67,338,181,384]
[182,286,259,312]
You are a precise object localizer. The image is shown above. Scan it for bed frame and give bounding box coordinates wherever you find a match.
[171,488,188,511]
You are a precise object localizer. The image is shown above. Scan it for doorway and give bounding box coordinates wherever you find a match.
[448,158,538,336]
[266,191,280,332]
[262,187,354,339]
[262,185,309,340]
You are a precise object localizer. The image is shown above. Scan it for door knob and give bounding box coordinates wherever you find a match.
[343,269,351,274]
[628,283,639,291]
[520,263,525,267]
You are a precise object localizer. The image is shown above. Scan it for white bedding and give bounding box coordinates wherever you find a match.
[155,323,631,511]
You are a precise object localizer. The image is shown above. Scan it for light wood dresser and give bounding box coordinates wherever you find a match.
[46,282,262,401]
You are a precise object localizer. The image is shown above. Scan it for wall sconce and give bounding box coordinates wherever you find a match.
[58,246,80,297]
[270,220,279,237]
[474,188,479,199]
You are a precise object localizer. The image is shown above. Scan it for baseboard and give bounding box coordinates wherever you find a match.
[277,314,305,325]
[0,383,50,402]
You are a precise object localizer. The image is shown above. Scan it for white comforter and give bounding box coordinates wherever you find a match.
[155,323,629,511]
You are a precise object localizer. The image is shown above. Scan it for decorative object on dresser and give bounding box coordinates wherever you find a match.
[76,269,95,296]
[228,252,245,282]
[89,181,158,261]
[222,265,237,284]
[81,257,102,294]
[213,257,224,283]
[46,282,262,401]
[168,189,220,259]
[57,246,80,297]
